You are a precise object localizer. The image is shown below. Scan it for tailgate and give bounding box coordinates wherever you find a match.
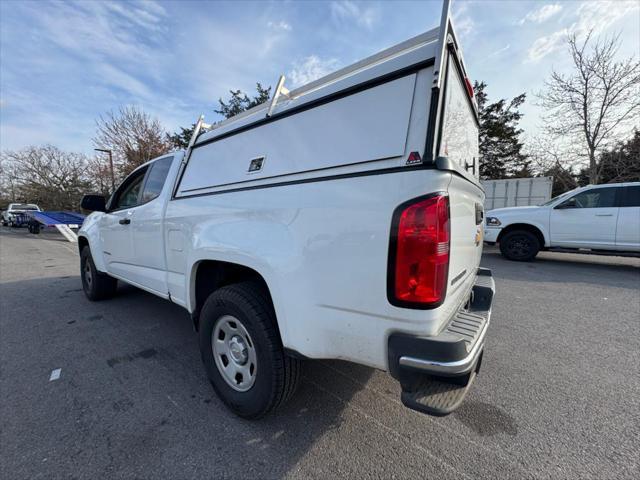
[447,176,484,306]
[438,41,484,309]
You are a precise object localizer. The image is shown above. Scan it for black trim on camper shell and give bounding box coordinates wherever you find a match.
[180,155,401,194]
[172,164,431,200]
[170,157,482,201]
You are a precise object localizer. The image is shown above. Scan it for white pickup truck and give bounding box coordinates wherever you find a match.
[1,203,41,227]
[485,182,640,261]
[78,2,494,419]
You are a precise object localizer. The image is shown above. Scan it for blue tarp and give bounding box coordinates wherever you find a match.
[30,211,85,226]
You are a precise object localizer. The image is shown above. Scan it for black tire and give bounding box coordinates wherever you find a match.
[199,281,301,419]
[499,230,540,261]
[80,246,118,301]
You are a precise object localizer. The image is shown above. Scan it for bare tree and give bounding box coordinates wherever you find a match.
[537,31,640,184]
[1,146,94,210]
[94,106,171,178]
[526,134,580,195]
[577,129,640,184]
[86,155,115,197]
[0,156,21,206]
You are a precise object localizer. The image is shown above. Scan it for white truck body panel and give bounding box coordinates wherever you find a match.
[616,201,640,249]
[167,169,475,368]
[481,177,553,210]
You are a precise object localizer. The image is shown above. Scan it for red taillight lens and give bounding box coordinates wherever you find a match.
[464,77,474,99]
[389,194,450,307]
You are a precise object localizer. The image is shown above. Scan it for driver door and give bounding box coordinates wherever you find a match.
[100,166,148,279]
[549,186,620,248]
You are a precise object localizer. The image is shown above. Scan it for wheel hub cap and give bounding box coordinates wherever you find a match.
[228,335,248,365]
[84,263,92,285]
[211,315,257,392]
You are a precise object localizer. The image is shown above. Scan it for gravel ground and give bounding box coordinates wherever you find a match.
[1,227,639,479]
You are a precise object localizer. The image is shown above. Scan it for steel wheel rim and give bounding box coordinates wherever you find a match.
[84,261,93,286]
[212,315,257,392]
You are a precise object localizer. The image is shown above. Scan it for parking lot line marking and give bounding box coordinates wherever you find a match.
[49,369,61,381]
[166,395,179,408]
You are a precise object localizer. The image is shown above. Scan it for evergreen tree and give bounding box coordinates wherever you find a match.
[166,125,196,150]
[215,83,271,119]
[475,81,529,179]
[168,84,272,150]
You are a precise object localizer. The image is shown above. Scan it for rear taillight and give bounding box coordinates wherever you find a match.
[388,194,450,308]
[464,77,474,99]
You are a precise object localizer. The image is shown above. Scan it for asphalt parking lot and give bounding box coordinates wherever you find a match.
[1,227,639,479]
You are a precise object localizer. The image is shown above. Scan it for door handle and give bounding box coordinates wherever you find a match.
[119,218,131,225]
[595,214,613,217]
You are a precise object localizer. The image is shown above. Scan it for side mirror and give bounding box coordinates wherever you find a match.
[556,198,577,209]
[81,194,106,212]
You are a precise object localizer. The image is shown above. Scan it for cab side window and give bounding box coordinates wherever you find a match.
[141,156,173,203]
[109,167,148,211]
[620,186,640,207]
[566,187,618,208]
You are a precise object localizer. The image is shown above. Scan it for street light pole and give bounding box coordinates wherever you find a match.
[94,148,115,192]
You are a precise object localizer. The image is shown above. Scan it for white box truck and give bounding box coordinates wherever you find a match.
[77,1,494,418]
[482,177,553,209]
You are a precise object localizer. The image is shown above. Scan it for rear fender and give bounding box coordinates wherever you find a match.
[185,220,295,346]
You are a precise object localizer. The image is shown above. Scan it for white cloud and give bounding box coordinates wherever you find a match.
[452,2,474,38]
[526,0,639,62]
[574,0,639,34]
[488,44,511,58]
[527,29,568,62]
[103,1,167,32]
[96,64,153,99]
[519,4,563,25]
[179,16,291,102]
[26,0,168,75]
[268,20,292,31]
[330,1,379,30]
[288,55,340,88]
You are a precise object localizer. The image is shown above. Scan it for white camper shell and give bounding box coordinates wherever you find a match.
[174,5,480,198]
[78,0,493,419]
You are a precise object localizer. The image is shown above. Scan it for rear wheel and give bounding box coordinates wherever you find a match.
[80,246,118,300]
[499,230,540,261]
[199,281,301,419]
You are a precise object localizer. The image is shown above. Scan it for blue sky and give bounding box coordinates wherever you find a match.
[1,0,638,155]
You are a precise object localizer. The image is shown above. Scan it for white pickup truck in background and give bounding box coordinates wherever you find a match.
[1,203,41,227]
[485,182,640,261]
[78,2,494,419]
